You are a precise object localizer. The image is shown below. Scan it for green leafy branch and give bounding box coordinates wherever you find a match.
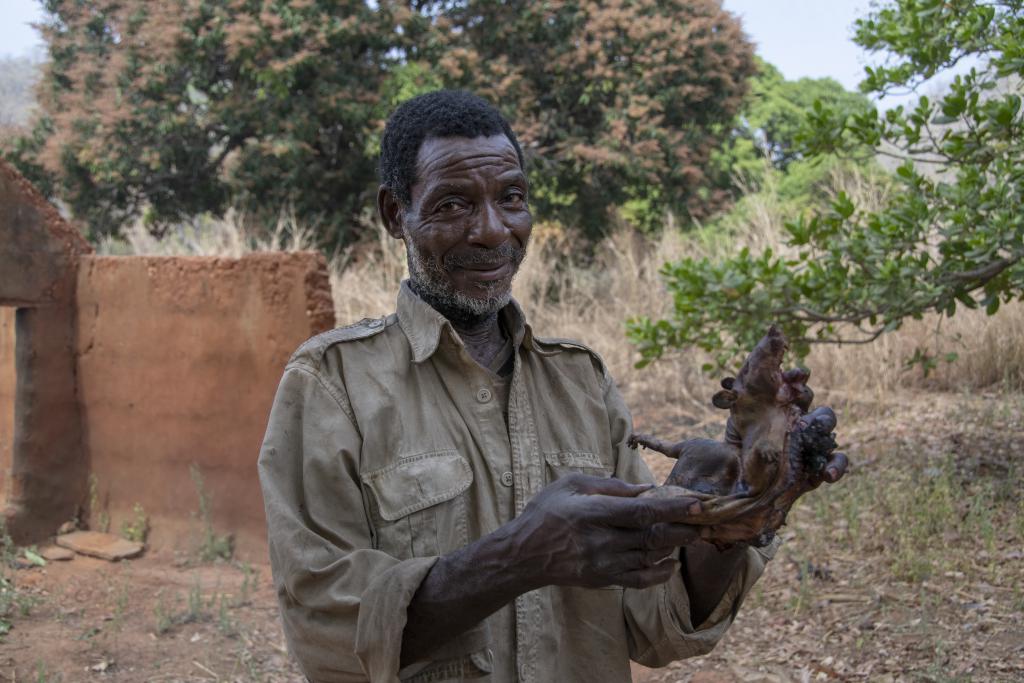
[629,0,1024,369]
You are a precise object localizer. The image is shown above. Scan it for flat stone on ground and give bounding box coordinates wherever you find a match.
[55,531,143,561]
[38,544,75,561]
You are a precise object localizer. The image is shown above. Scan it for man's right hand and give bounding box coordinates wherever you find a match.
[402,473,704,665]
[506,474,704,590]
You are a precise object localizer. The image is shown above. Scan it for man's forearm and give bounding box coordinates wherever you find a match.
[401,474,709,667]
[680,542,748,626]
[400,520,538,668]
[402,536,746,667]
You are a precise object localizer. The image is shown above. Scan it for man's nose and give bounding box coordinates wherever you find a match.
[468,201,511,248]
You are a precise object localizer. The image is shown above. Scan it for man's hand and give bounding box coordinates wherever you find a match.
[507,474,703,590]
[402,473,703,666]
[698,405,849,545]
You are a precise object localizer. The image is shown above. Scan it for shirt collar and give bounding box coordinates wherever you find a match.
[396,280,535,363]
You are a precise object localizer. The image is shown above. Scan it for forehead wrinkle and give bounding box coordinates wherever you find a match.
[418,150,521,178]
[416,135,521,176]
[425,168,526,193]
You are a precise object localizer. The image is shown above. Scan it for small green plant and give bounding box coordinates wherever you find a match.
[235,562,255,608]
[235,647,262,681]
[88,474,110,533]
[1,600,35,640]
[111,582,129,631]
[787,572,814,615]
[217,593,236,637]
[0,577,16,636]
[189,464,234,562]
[783,551,825,615]
[75,625,101,641]
[888,461,958,582]
[154,580,243,636]
[21,547,46,567]
[120,503,149,543]
[153,591,173,635]
[0,521,39,638]
[186,579,204,623]
[1017,495,1024,544]
[0,520,16,569]
[159,581,208,634]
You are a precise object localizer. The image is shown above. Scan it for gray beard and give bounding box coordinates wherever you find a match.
[405,239,525,323]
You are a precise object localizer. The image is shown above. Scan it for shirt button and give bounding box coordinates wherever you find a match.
[500,471,514,487]
[366,318,383,329]
[476,387,492,403]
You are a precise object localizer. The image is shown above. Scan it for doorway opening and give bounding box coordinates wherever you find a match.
[0,307,17,508]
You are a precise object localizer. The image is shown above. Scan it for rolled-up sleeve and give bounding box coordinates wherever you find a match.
[599,370,778,666]
[258,363,435,682]
[623,540,778,665]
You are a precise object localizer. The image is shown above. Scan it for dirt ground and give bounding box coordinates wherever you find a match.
[2,391,1022,682]
[0,554,300,682]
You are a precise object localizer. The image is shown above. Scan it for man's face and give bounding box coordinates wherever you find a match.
[382,134,532,318]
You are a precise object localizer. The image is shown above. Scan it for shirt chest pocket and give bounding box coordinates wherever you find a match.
[543,450,613,483]
[361,450,473,559]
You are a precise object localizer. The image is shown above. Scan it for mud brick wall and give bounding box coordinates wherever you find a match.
[0,160,93,543]
[75,253,334,560]
[0,159,336,559]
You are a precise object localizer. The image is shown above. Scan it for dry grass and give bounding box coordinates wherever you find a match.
[102,171,1024,415]
[810,307,1024,396]
[95,208,319,258]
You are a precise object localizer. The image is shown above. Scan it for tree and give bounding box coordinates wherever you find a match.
[440,0,756,235]
[4,0,755,243]
[5,0,427,243]
[714,58,875,188]
[629,0,1024,370]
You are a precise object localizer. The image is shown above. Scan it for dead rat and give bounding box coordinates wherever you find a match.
[629,326,847,548]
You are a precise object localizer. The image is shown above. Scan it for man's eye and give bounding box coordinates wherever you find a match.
[503,191,526,206]
[437,200,460,213]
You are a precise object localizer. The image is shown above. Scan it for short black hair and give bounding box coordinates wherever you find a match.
[379,90,525,206]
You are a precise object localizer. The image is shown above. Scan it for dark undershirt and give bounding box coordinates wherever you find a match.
[484,331,515,426]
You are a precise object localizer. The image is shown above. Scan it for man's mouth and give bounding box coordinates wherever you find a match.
[444,244,523,282]
[458,261,512,281]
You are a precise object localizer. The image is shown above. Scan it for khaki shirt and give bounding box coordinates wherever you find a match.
[258,282,775,683]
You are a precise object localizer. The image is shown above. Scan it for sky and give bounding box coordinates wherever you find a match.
[0,0,967,104]
[723,0,871,91]
[1,0,46,60]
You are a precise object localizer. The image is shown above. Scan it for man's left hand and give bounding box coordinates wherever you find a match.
[698,405,849,546]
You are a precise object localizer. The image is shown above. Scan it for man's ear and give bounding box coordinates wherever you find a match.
[377,185,405,240]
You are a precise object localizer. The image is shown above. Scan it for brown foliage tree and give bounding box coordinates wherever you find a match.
[443,0,755,234]
[9,0,416,243]
[6,0,753,242]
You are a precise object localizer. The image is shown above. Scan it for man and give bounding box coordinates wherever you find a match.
[258,90,846,683]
